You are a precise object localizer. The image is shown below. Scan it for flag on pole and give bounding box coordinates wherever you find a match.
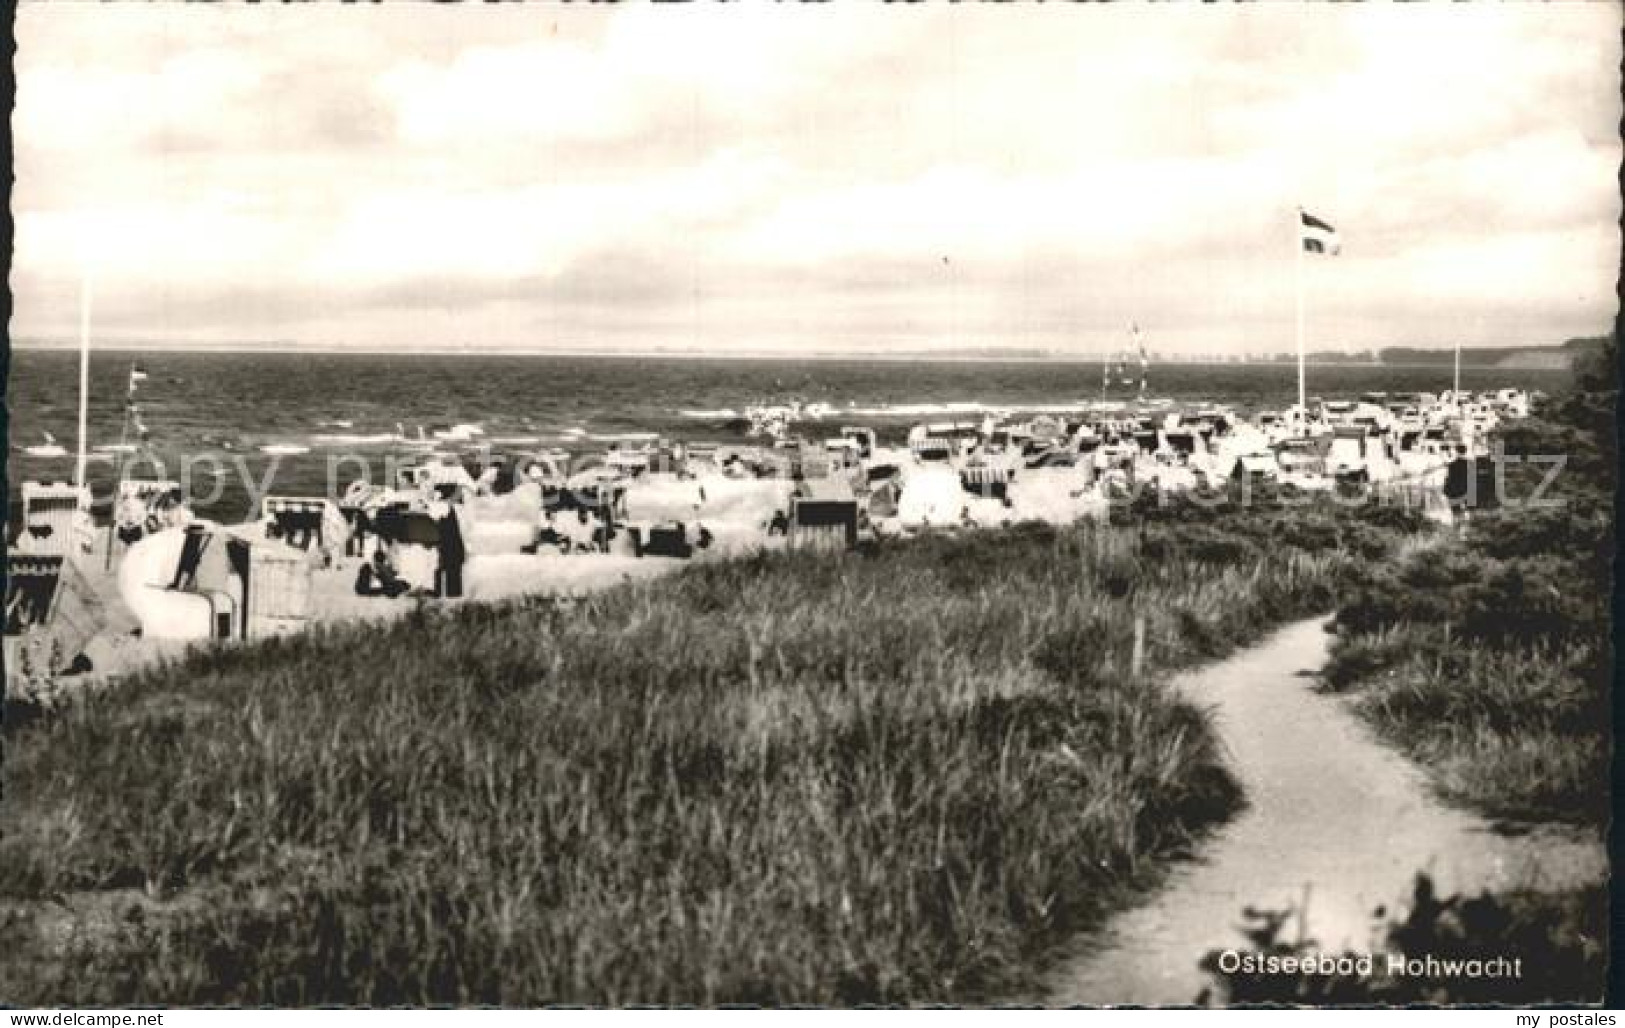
[1300,211,1341,255]
[1134,323,1149,396]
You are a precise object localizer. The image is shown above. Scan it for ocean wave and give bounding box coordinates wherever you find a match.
[845,401,1002,417]
[311,433,400,445]
[679,408,741,419]
[588,431,660,443]
[675,399,1152,421]
[695,399,1123,419]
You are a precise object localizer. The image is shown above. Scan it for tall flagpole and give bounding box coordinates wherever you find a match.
[75,269,92,488]
[1294,206,1306,432]
[1452,339,1461,401]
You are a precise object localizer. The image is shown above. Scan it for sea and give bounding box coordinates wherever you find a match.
[5,350,1573,524]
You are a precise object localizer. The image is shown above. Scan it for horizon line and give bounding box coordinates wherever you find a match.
[6,342,1583,363]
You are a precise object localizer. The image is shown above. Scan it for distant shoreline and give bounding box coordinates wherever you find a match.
[4,344,1567,371]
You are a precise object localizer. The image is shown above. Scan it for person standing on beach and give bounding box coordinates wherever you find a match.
[433,501,466,598]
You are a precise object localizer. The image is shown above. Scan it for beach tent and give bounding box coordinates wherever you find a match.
[1005,468,1108,525]
[368,506,468,595]
[897,467,964,528]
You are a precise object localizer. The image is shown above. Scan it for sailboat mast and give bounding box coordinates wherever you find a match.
[75,271,92,488]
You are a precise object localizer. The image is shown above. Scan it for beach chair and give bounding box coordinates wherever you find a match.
[961,464,1012,501]
[338,491,374,557]
[789,489,859,552]
[169,527,240,639]
[261,495,349,553]
[109,478,183,556]
[6,554,66,635]
[1443,456,1502,514]
[632,522,695,559]
[839,427,876,459]
[226,537,313,639]
[16,483,91,556]
[4,553,108,688]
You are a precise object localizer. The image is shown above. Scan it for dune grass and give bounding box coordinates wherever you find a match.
[1324,383,1615,828]
[2,506,1412,1006]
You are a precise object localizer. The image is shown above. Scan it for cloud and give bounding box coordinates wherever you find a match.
[11,3,1620,354]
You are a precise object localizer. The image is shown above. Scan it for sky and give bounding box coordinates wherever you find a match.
[11,3,1621,356]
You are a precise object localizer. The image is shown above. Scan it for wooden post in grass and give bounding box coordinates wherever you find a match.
[1131,614,1146,676]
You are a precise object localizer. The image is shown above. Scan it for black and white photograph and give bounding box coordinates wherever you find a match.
[2,1,1618,1010]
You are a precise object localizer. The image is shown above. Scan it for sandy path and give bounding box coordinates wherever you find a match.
[1044,616,1605,1007]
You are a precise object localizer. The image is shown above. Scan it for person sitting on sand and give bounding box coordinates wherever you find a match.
[355,548,410,599]
[526,510,566,555]
[572,508,604,553]
[115,492,148,546]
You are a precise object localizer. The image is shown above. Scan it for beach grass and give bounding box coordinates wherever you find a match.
[1324,350,1615,829]
[4,504,1418,1005]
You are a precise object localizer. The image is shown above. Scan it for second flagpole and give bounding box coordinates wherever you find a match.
[1294,205,1306,432]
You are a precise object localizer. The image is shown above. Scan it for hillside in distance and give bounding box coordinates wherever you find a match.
[1376,336,1611,370]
